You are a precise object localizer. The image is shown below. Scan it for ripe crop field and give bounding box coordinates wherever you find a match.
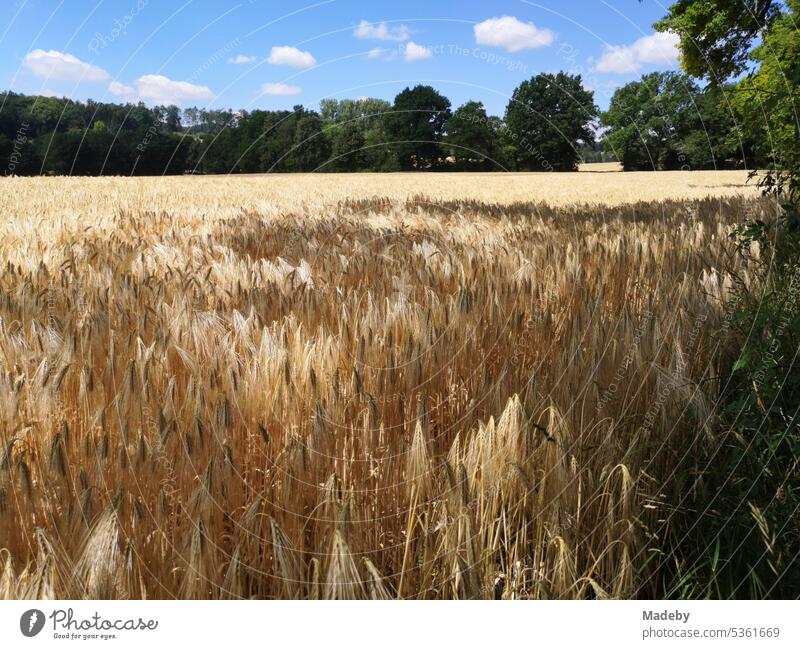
[0,173,768,599]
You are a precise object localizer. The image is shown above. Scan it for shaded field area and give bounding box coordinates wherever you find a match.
[0,176,771,598]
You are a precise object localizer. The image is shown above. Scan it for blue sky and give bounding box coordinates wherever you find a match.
[0,0,681,115]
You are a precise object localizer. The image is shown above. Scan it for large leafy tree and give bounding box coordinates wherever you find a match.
[385,85,451,170]
[730,1,800,194]
[655,0,798,200]
[504,72,598,171]
[654,0,780,81]
[443,101,505,170]
[678,84,756,169]
[602,73,692,170]
[602,72,745,170]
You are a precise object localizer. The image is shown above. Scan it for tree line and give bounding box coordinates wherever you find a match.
[0,64,784,176]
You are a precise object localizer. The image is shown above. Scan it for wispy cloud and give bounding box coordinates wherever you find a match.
[108,80,136,100]
[228,54,257,65]
[261,82,302,96]
[354,20,409,42]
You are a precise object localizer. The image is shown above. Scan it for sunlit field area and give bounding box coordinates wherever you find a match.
[0,174,774,598]
[0,169,755,214]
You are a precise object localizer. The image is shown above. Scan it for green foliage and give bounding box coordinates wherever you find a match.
[655,0,800,599]
[665,214,800,599]
[0,91,413,174]
[602,73,750,170]
[655,0,799,212]
[320,97,390,125]
[328,121,367,172]
[384,85,451,170]
[5,67,759,176]
[318,98,397,171]
[504,72,598,171]
[0,92,190,175]
[654,0,780,81]
[733,0,800,212]
[443,101,505,170]
[289,113,331,172]
[258,109,303,173]
[677,85,751,169]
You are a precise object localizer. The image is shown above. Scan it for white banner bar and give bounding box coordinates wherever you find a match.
[1,600,798,648]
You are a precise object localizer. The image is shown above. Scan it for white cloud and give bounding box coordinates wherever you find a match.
[108,80,136,100]
[22,49,109,82]
[354,20,409,42]
[261,82,302,96]
[266,46,316,68]
[135,75,214,105]
[404,41,432,62]
[595,32,679,74]
[228,55,257,64]
[367,47,385,59]
[474,16,555,53]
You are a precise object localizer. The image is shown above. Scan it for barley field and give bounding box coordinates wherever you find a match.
[0,172,768,599]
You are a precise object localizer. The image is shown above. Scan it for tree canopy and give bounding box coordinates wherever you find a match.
[444,101,507,171]
[1,56,782,177]
[383,85,452,170]
[654,0,780,81]
[2,80,592,175]
[601,72,750,171]
[504,72,598,171]
[655,0,799,200]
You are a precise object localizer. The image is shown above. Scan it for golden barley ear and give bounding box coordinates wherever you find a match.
[269,517,305,599]
[323,529,366,600]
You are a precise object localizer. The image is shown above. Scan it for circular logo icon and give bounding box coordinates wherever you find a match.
[20,609,45,637]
